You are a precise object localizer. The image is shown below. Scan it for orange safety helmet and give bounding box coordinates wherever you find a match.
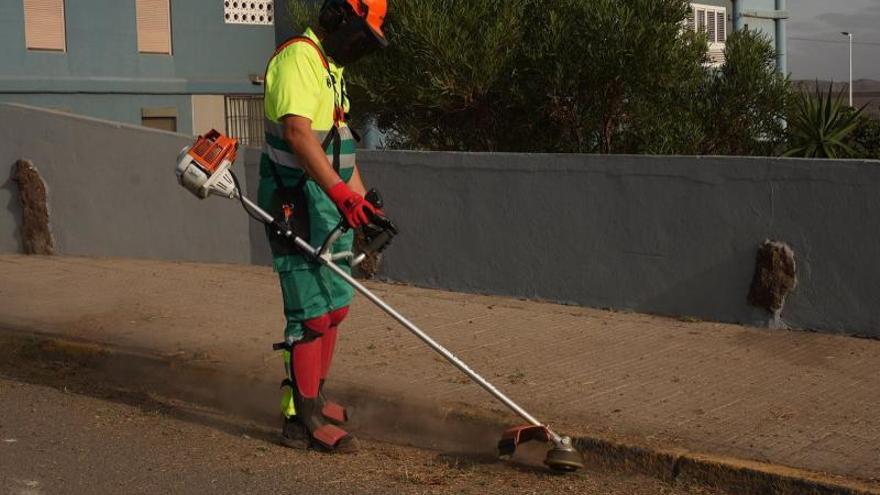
[346,0,387,41]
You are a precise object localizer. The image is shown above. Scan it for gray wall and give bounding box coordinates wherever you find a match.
[351,150,880,337]
[5,104,880,337]
[0,104,251,263]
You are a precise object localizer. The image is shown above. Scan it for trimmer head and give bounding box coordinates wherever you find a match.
[544,437,584,472]
[498,425,585,473]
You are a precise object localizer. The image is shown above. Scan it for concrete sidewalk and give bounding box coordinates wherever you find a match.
[0,255,878,490]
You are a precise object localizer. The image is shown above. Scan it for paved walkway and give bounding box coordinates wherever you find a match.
[0,255,878,486]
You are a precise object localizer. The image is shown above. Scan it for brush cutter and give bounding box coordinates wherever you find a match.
[175,130,585,472]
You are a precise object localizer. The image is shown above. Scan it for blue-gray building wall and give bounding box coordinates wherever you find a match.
[0,0,276,131]
[732,0,788,72]
[693,1,787,73]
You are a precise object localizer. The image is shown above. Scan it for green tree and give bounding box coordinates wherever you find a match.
[289,0,707,153]
[287,0,796,158]
[785,82,865,159]
[519,0,708,154]
[849,110,880,159]
[700,29,791,156]
[351,0,530,151]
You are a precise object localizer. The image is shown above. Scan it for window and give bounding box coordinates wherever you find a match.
[136,0,172,54]
[224,1,274,25]
[687,3,727,66]
[225,95,265,147]
[142,107,177,132]
[688,3,727,44]
[23,0,67,51]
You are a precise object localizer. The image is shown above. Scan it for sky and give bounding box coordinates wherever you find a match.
[788,0,880,81]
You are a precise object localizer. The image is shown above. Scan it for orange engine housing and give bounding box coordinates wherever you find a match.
[188,130,239,174]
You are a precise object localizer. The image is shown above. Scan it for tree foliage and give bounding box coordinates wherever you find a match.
[287,0,794,157]
[700,29,791,156]
[518,0,708,154]
[849,110,880,159]
[354,0,530,150]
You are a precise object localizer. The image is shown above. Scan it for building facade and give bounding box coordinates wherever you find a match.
[687,0,733,66]
[686,0,788,73]
[731,0,788,73]
[0,1,791,144]
[0,0,276,140]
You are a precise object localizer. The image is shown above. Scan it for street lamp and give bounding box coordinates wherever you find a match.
[841,32,853,107]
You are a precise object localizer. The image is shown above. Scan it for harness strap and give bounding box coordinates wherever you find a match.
[266,35,347,199]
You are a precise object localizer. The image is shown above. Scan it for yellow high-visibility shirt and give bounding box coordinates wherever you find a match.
[264,27,349,130]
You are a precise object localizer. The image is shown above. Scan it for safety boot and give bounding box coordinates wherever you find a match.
[280,415,309,450]
[294,393,358,454]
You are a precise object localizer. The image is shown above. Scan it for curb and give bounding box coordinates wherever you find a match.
[575,436,879,495]
[2,330,877,495]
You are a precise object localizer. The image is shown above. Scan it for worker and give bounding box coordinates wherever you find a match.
[258,0,389,453]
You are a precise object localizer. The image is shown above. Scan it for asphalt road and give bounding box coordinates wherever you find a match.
[0,341,725,495]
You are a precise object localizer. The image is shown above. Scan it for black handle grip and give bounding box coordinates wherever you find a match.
[365,188,384,209]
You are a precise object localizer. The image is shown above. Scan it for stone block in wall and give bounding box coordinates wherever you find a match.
[12,159,55,255]
[748,240,797,327]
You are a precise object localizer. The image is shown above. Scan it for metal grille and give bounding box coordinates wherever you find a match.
[225,95,265,147]
[224,0,274,25]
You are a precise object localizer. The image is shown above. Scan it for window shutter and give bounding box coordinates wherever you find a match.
[686,6,696,32]
[717,11,727,42]
[708,10,717,42]
[696,8,706,33]
[136,0,172,54]
[23,0,66,51]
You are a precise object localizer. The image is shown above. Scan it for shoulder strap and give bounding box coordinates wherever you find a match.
[270,35,329,69]
[266,36,346,186]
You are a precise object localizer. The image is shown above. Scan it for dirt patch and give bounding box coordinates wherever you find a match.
[0,332,508,460]
[0,379,727,495]
[0,332,732,495]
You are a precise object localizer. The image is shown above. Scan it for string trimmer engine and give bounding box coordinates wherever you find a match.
[176,130,239,199]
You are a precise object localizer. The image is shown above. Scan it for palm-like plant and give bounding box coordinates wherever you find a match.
[785,82,866,159]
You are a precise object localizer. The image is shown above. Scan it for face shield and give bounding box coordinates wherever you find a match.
[322,7,388,66]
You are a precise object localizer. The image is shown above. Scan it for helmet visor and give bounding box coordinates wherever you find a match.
[324,14,387,65]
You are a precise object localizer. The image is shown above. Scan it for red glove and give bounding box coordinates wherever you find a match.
[326,181,377,229]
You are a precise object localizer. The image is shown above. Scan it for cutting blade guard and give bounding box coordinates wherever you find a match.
[498,424,584,472]
[498,424,551,458]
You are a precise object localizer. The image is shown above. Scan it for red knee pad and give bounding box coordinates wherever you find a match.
[328,306,349,327]
[303,314,332,336]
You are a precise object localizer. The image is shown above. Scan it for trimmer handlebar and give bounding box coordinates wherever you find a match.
[318,188,398,262]
[365,188,384,209]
